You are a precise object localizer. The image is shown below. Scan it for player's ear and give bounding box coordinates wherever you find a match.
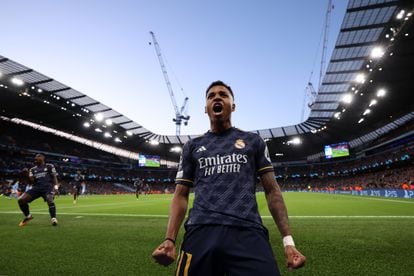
[232,103,236,111]
[205,106,207,113]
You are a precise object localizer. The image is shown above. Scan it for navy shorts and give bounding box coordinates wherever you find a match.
[175,225,280,276]
[26,186,53,202]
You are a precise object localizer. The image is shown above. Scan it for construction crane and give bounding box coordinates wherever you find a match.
[319,0,333,89]
[149,31,190,136]
[301,82,318,121]
[301,0,334,121]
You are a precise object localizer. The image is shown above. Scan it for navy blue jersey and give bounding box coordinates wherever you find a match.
[73,173,83,188]
[134,180,144,189]
[29,164,56,189]
[74,174,83,183]
[176,127,273,229]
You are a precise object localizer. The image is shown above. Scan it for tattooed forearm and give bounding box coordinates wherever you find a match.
[261,172,291,237]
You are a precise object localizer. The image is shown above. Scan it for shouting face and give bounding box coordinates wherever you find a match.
[205,85,235,124]
[34,154,45,165]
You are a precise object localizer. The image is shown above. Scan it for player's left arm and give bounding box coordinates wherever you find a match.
[260,171,306,270]
[48,164,59,186]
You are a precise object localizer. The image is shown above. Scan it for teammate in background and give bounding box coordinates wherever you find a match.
[10,180,20,198]
[81,181,87,196]
[0,183,12,199]
[144,183,150,195]
[153,81,306,275]
[73,171,84,204]
[17,154,59,226]
[134,178,144,199]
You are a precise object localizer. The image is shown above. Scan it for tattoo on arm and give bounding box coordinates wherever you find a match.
[261,172,291,237]
[166,184,190,240]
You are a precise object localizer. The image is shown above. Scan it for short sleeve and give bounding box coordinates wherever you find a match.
[29,168,34,177]
[47,164,57,176]
[175,141,195,187]
[255,137,274,175]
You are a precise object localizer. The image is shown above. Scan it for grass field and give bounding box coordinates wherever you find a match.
[1,192,413,275]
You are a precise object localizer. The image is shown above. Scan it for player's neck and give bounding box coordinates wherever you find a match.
[210,120,232,134]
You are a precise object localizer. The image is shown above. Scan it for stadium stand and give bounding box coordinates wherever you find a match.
[0,119,176,195]
[0,0,413,198]
[1,116,412,196]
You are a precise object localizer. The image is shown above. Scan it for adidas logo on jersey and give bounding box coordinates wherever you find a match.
[196,146,207,152]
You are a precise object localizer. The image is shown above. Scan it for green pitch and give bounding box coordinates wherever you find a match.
[1,192,413,275]
[331,148,349,158]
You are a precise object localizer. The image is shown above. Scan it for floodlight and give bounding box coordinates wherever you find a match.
[170,146,182,153]
[11,77,24,86]
[334,112,341,119]
[114,137,122,143]
[126,131,133,136]
[341,94,353,104]
[377,89,386,97]
[363,109,371,115]
[358,118,364,124]
[355,73,365,83]
[95,113,104,121]
[105,119,113,126]
[370,47,384,59]
[83,122,90,128]
[396,10,405,20]
[149,140,159,146]
[104,132,112,138]
[369,99,377,107]
[287,137,301,145]
[95,128,102,133]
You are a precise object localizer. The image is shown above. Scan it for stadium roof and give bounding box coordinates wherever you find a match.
[1,0,414,162]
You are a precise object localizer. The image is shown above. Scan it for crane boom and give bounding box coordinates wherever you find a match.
[149,31,189,135]
[319,0,333,89]
[301,0,333,121]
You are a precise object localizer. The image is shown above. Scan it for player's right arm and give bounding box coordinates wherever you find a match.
[165,184,190,242]
[152,184,190,266]
[28,168,35,183]
[152,141,194,266]
[261,171,306,270]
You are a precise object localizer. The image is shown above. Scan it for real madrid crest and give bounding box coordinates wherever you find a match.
[234,139,245,149]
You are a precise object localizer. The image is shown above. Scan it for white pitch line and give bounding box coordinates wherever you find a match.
[1,211,413,219]
[29,198,172,212]
[264,215,414,218]
[334,195,414,204]
[0,211,169,217]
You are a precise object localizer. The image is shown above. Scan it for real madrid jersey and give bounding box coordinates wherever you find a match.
[176,127,274,229]
[29,164,56,189]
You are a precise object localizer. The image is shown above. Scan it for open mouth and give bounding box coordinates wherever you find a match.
[213,103,223,113]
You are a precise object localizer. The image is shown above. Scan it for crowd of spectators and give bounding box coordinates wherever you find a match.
[1,119,413,196]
